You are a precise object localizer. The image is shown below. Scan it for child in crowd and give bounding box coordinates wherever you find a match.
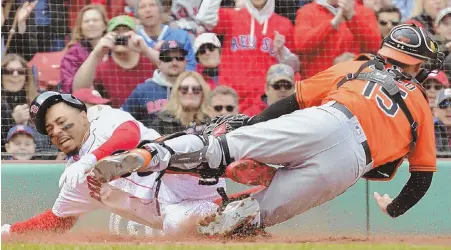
[5,125,36,160]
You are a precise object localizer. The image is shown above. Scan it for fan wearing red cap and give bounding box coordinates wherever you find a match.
[72,88,111,108]
[72,88,113,121]
[422,71,450,107]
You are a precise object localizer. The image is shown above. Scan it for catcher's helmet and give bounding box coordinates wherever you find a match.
[378,24,440,66]
[30,91,87,135]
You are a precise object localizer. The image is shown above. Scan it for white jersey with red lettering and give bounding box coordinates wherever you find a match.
[52,106,223,232]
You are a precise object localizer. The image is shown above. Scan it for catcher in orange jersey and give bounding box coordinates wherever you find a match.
[89,24,444,236]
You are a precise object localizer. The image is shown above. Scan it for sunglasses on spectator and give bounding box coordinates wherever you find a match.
[213,105,235,112]
[197,44,218,55]
[160,55,185,63]
[2,68,27,75]
[270,81,293,91]
[379,20,400,26]
[423,81,443,91]
[439,99,451,109]
[179,85,202,95]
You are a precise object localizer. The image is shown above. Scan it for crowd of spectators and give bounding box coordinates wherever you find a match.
[1,0,451,160]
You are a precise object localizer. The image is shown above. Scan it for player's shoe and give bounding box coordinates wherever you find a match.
[91,149,152,183]
[198,197,261,237]
[225,159,276,187]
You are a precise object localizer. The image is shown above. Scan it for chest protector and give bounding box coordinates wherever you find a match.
[337,55,425,181]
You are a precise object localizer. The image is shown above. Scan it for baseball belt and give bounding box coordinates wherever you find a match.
[330,102,373,166]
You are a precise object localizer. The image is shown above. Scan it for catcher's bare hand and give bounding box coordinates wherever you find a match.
[373,192,393,217]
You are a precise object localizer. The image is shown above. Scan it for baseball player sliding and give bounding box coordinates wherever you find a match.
[90,24,443,236]
[1,92,226,236]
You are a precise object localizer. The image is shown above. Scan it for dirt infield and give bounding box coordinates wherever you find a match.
[3,231,451,247]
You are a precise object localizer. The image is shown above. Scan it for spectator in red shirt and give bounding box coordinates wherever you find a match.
[194,33,222,88]
[73,15,160,108]
[60,4,109,93]
[294,0,381,78]
[196,0,300,111]
[242,63,295,116]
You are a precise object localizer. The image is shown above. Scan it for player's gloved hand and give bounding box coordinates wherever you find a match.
[203,114,252,138]
[2,224,11,235]
[59,154,97,189]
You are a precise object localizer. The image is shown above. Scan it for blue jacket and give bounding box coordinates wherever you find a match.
[121,70,171,122]
[136,24,196,71]
[434,117,451,157]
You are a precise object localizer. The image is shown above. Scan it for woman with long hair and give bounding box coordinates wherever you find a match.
[60,4,108,93]
[146,71,211,135]
[1,54,36,150]
[1,54,59,158]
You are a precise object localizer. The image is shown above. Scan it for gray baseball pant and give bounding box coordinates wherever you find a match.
[148,101,374,227]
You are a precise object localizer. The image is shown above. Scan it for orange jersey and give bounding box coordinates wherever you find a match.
[295,60,436,172]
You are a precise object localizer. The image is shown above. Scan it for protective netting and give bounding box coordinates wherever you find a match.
[1,0,450,160]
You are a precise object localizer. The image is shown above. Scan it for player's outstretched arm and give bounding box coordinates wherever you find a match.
[374,171,433,218]
[2,209,78,235]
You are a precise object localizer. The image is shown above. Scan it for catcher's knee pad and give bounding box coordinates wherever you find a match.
[196,135,234,185]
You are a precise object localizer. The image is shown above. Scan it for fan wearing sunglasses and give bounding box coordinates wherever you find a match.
[243,64,295,116]
[405,0,448,36]
[376,6,402,39]
[1,54,38,151]
[433,88,451,156]
[122,40,187,122]
[147,71,211,135]
[194,33,222,88]
[422,71,450,107]
[208,86,239,118]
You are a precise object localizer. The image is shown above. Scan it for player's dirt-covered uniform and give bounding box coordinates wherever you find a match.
[3,106,224,235]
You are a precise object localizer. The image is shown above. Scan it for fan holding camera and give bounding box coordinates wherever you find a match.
[73,15,161,108]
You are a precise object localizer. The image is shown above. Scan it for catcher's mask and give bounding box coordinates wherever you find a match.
[378,24,444,81]
[30,91,87,135]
